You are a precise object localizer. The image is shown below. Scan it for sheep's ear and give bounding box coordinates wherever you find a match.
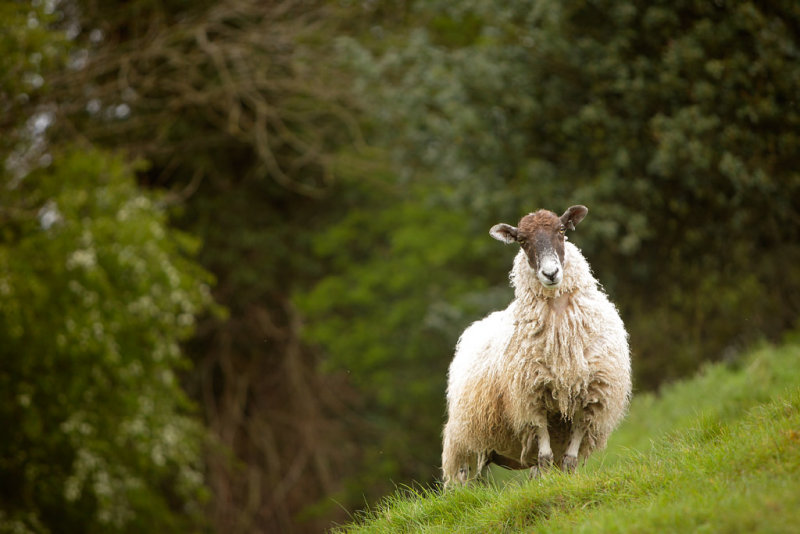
[560,205,588,231]
[490,223,519,244]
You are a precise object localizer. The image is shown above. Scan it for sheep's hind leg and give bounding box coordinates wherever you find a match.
[520,429,535,466]
[527,464,541,479]
[476,451,490,480]
[457,464,469,484]
[561,418,585,473]
[441,436,472,487]
[520,430,541,479]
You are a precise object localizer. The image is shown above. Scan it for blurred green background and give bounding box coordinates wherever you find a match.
[1,1,798,532]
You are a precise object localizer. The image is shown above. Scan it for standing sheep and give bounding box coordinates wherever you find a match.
[442,205,631,485]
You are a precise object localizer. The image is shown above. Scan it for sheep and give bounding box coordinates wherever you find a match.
[441,205,631,485]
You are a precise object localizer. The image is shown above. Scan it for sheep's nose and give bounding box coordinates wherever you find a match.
[542,268,559,281]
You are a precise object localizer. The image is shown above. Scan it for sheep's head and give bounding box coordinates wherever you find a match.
[490,205,588,288]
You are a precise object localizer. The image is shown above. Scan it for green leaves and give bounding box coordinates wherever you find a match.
[340,0,800,387]
[295,170,510,501]
[0,149,213,532]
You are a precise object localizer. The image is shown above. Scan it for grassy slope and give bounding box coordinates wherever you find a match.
[337,342,800,533]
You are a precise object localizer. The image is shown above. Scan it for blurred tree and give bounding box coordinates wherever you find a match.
[0,0,64,167]
[1,3,211,532]
[295,167,495,499]
[49,0,371,531]
[1,147,213,532]
[328,0,800,383]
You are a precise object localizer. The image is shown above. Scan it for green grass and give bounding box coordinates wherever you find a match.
[335,342,800,533]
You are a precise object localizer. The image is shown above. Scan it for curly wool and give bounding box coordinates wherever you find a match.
[442,242,631,484]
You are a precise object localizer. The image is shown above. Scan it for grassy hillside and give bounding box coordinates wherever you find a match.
[336,341,800,533]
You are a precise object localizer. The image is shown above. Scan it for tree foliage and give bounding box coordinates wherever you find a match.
[325,0,800,380]
[296,167,511,497]
[0,148,213,532]
[1,4,213,532]
[48,1,367,531]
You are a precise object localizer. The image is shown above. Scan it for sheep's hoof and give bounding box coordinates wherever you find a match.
[538,452,553,472]
[561,454,578,473]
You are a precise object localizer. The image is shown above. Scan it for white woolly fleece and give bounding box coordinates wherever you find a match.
[442,242,631,484]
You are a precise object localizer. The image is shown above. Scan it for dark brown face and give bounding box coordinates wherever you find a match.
[489,205,588,288]
[516,211,567,285]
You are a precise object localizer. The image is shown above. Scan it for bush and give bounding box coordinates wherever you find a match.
[0,149,213,532]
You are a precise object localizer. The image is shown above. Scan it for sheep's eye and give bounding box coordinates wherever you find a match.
[559,226,566,235]
[518,239,527,246]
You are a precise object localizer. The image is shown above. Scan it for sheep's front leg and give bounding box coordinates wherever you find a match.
[536,424,554,472]
[561,418,585,472]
